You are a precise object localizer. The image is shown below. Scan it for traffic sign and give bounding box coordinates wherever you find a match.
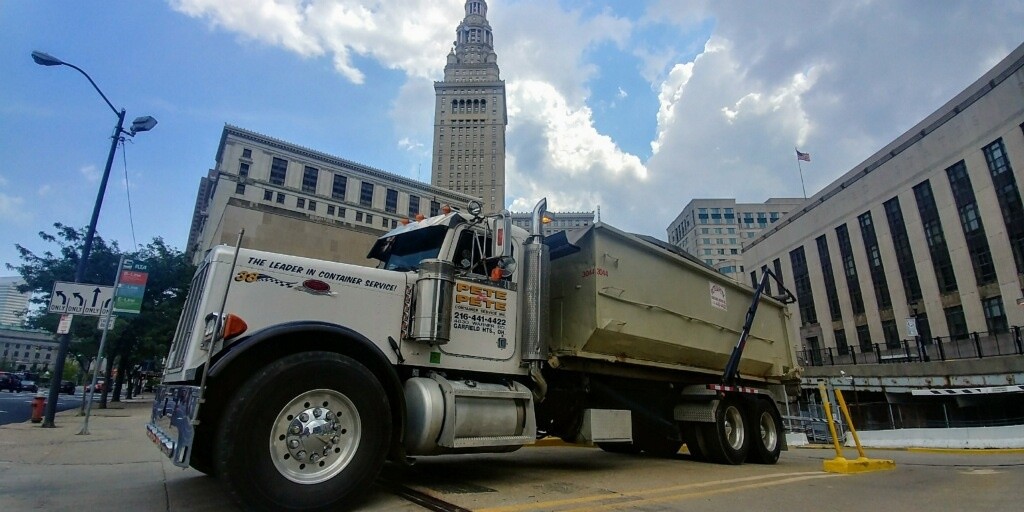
[49,282,114,316]
[113,259,149,315]
[57,314,73,334]
[906,318,919,337]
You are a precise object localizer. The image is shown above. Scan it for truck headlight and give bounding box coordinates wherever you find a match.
[203,312,248,343]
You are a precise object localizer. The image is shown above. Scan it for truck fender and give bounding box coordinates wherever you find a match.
[206,321,408,460]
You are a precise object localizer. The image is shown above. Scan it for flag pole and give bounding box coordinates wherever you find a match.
[797,159,807,199]
[795,147,808,199]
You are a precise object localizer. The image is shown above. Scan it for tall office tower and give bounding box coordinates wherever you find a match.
[431,0,507,215]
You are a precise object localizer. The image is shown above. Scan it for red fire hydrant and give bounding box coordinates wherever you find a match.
[31,393,46,423]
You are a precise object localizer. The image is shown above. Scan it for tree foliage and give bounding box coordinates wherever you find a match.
[6,224,194,399]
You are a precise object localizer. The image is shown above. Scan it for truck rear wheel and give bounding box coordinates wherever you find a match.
[699,396,749,465]
[216,351,391,512]
[746,399,782,464]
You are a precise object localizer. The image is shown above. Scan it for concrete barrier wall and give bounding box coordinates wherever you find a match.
[845,425,1024,449]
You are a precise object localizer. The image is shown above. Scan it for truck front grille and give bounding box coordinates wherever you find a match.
[167,261,210,370]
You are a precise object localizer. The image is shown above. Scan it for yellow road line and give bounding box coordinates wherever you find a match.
[562,473,842,512]
[475,471,832,512]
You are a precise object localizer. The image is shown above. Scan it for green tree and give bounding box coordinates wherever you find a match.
[7,224,194,404]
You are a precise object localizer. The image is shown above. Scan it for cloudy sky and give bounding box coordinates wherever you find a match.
[1,0,1022,275]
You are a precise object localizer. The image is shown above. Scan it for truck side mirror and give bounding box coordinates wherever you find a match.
[493,210,512,259]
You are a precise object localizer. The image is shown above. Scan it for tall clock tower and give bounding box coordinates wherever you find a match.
[431,0,507,214]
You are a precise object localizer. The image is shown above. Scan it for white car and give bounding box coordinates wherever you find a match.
[20,380,38,393]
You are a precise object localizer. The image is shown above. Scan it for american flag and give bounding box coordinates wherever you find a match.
[796,149,811,162]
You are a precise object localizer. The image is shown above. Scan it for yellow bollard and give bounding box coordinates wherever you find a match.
[819,383,896,474]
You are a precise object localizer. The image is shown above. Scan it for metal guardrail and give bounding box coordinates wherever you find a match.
[800,326,1024,367]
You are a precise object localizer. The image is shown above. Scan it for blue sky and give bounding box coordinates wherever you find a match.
[2,0,1022,277]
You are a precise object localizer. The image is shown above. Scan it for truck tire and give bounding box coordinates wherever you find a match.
[746,399,782,464]
[699,396,749,465]
[215,351,391,512]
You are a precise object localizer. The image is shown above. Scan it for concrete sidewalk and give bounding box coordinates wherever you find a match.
[0,396,238,511]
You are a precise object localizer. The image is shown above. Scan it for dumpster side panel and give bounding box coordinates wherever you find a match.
[548,224,798,382]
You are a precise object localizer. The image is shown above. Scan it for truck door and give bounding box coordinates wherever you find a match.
[440,227,518,361]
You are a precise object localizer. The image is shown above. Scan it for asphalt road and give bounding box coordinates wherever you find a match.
[0,389,83,425]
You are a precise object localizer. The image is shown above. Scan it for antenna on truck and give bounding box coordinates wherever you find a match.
[721,267,796,387]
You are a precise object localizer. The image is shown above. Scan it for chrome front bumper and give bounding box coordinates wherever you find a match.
[146,384,202,468]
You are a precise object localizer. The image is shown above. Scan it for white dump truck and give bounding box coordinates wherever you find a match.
[148,198,800,511]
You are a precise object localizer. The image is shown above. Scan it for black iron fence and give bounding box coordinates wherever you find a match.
[800,326,1024,367]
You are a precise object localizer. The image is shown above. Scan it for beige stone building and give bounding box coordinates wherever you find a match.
[511,211,594,237]
[744,43,1024,360]
[431,0,508,215]
[667,198,804,281]
[187,125,475,266]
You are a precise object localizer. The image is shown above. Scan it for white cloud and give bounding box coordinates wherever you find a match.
[79,164,100,183]
[168,0,1024,240]
[37,184,52,197]
[0,193,30,224]
[170,0,463,83]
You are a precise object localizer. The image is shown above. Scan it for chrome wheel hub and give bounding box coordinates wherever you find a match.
[759,411,778,450]
[723,405,745,451]
[269,389,360,484]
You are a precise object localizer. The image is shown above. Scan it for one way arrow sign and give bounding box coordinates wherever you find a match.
[49,281,114,316]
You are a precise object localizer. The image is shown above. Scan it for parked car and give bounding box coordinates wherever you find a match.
[60,380,76,395]
[20,380,39,393]
[84,379,106,393]
[0,372,22,392]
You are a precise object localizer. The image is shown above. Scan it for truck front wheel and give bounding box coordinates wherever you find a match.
[216,351,391,512]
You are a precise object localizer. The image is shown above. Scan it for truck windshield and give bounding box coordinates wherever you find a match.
[379,225,449,272]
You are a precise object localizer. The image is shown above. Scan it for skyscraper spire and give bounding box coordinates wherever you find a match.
[431,0,507,214]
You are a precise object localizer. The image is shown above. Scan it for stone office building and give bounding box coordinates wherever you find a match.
[744,43,1024,359]
[187,125,476,266]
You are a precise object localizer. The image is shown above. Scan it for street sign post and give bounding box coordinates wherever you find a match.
[49,282,114,316]
[113,259,148,315]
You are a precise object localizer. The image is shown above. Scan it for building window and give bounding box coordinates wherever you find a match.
[883,197,922,302]
[408,195,420,217]
[270,157,287,186]
[276,193,285,204]
[263,190,273,201]
[385,189,398,213]
[789,246,817,325]
[239,162,250,178]
[984,138,1024,275]
[947,161,996,285]
[327,205,335,216]
[308,200,316,212]
[835,224,865,315]
[816,235,842,322]
[297,198,305,209]
[913,180,958,293]
[366,214,373,223]
[332,174,348,201]
[944,305,968,340]
[360,182,374,208]
[858,211,892,309]
[302,166,319,194]
[382,217,389,227]
[982,296,1008,334]
[242,148,252,158]
[835,329,849,356]
[881,319,900,349]
[856,324,871,353]
[430,201,441,217]
[235,183,246,195]
[356,212,363,222]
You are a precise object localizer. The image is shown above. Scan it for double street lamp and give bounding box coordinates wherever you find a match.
[31,50,158,427]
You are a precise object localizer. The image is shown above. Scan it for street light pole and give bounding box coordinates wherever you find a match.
[31,50,156,427]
